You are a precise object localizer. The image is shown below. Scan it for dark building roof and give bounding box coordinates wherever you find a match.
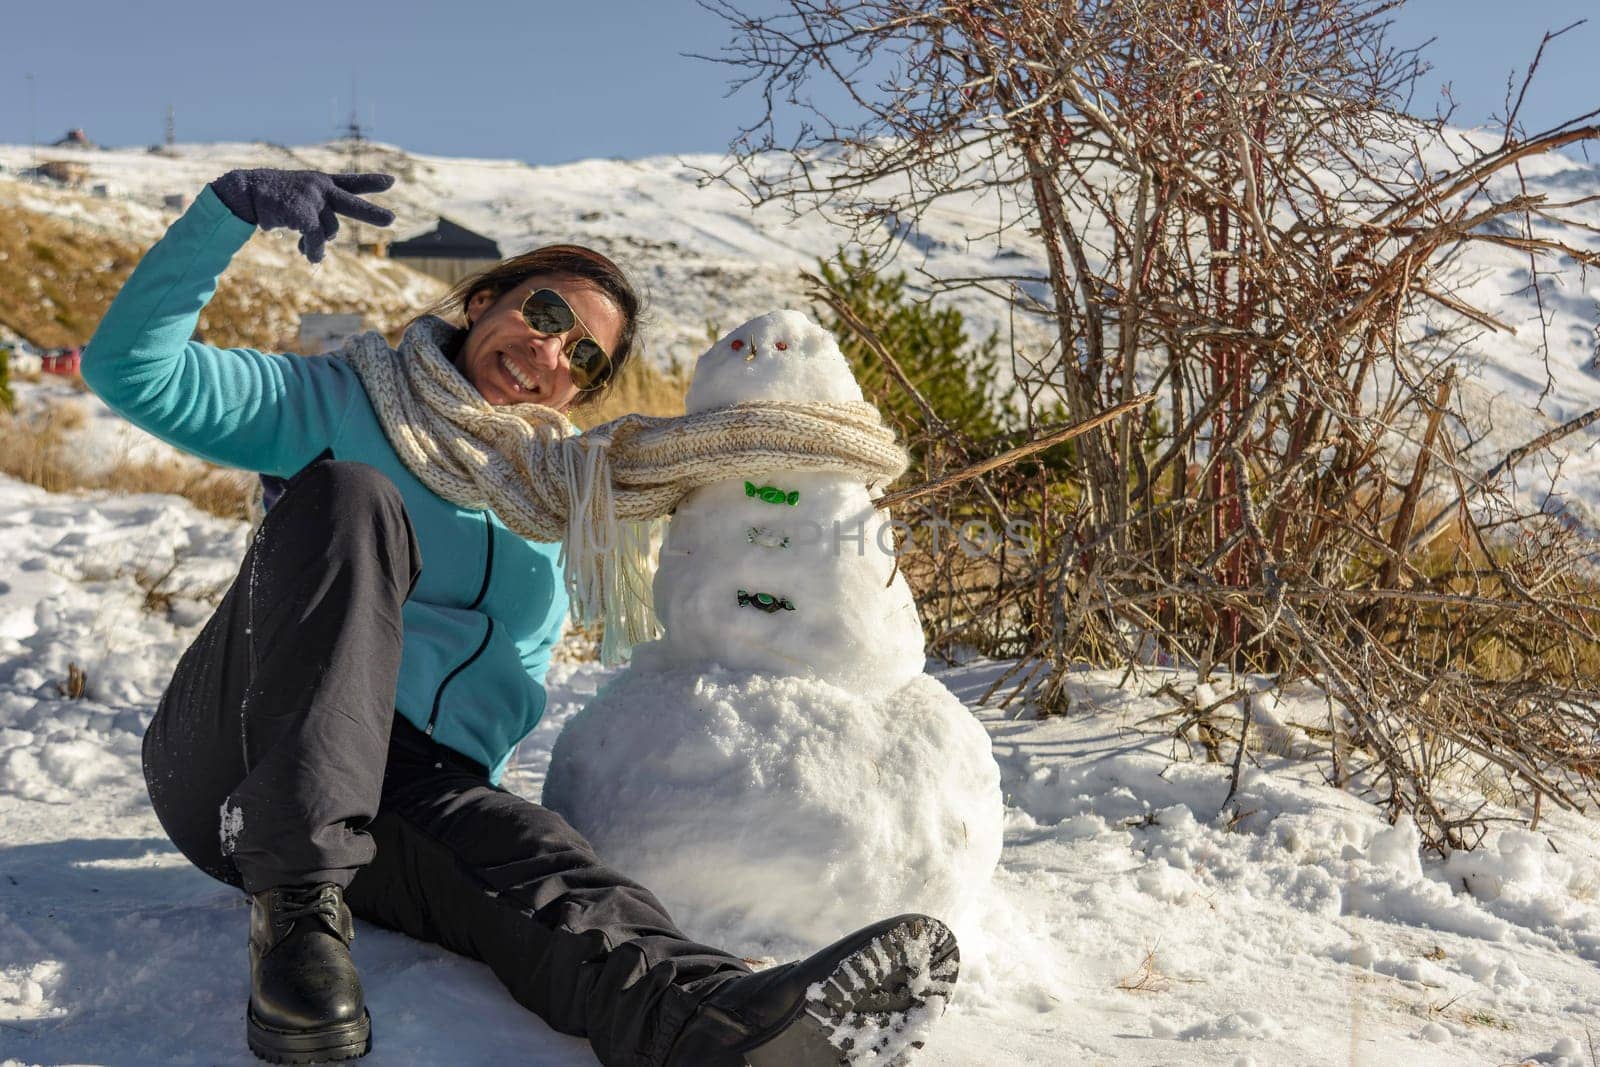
[388,218,501,259]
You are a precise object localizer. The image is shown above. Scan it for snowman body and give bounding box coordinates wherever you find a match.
[544,310,1003,958]
[636,470,924,695]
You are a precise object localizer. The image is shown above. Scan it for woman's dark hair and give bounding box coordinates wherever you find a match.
[416,244,643,409]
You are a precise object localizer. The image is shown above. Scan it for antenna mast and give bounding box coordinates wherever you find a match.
[344,75,365,173]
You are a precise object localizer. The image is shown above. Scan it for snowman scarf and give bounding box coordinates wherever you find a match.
[336,316,909,662]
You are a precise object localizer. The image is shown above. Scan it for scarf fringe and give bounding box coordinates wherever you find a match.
[558,432,662,662]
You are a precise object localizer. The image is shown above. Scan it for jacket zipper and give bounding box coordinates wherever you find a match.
[467,512,494,610]
[426,618,494,736]
[426,513,497,737]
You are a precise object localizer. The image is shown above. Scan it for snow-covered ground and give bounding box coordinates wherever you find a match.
[2,471,1597,1066]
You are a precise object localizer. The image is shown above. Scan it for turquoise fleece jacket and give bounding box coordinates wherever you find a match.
[82,187,569,784]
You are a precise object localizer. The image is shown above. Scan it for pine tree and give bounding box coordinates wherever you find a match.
[0,344,14,413]
[813,251,1017,480]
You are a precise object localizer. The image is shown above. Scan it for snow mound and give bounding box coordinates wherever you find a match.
[1149,1008,1282,1041]
[542,667,1003,958]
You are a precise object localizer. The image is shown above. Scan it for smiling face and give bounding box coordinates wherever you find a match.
[455,274,624,411]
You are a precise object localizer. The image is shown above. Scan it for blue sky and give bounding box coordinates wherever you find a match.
[1390,0,1596,138]
[3,1,1594,164]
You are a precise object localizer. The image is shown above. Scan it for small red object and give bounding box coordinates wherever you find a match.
[775,341,788,350]
[42,347,82,375]
[730,339,744,351]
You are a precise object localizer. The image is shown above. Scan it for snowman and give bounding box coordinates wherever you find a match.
[543,310,1003,960]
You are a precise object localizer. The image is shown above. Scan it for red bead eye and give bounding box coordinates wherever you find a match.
[730,339,744,351]
[775,341,788,350]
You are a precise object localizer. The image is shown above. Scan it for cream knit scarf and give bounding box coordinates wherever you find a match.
[335,316,909,661]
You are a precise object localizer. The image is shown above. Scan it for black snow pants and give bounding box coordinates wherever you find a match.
[140,458,750,1067]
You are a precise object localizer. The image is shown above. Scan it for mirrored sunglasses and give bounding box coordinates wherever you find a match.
[519,288,614,391]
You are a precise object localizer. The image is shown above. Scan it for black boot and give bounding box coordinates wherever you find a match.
[664,914,960,1067]
[246,883,371,1064]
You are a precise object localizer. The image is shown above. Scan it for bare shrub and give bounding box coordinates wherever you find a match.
[1115,943,1199,994]
[57,663,87,701]
[704,0,1600,848]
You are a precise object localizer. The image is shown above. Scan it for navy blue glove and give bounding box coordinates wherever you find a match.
[210,169,395,263]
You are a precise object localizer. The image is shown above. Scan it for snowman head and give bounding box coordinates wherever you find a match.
[685,309,865,413]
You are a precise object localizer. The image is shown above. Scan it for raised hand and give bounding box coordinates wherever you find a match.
[210,169,396,263]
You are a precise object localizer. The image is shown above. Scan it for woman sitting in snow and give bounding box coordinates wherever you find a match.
[82,169,956,1067]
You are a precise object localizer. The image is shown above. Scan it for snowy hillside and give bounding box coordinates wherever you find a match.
[1,474,1598,1065]
[2,134,1597,525]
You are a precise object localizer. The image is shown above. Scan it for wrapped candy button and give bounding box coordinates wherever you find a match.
[737,589,796,613]
[747,526,791,549]
[744,481,800,506]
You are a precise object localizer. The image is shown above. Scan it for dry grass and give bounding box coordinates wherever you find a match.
[0,201,144,350]
[1400,535,1600,687]
[0,197,423,353]
[550,621,604,664]
[0,400,253,520]
[571,351,691,428]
